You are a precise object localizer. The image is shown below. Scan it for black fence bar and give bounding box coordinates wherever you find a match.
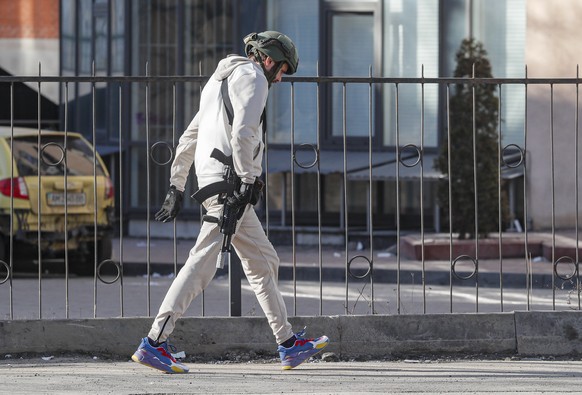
[0,71,581,321]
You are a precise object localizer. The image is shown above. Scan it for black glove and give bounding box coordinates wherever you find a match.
[155,185,183,222]
[226,182,254,211]
[249,178,265,206]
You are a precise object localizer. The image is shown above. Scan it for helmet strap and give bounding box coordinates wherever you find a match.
[252,49,282,88]
[264,63,284,88]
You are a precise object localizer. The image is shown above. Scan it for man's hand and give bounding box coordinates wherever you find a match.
[155,185,184,222]
[226,182,254,211]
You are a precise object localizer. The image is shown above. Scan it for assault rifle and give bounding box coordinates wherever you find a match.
[191,148,242,269]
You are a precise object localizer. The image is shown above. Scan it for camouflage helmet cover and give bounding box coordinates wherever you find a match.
[243,31,299,75]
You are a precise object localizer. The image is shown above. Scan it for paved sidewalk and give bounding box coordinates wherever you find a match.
[1,357,581,394]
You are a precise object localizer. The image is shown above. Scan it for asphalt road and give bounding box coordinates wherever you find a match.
[0,274,577,320]
[1,357,581,394]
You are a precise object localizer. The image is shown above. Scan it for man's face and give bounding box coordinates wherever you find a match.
[264,57,289,84]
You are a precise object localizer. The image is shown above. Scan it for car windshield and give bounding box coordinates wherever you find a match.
[9,135,106,177]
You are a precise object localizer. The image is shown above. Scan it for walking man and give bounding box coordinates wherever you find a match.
[131,31,329,373]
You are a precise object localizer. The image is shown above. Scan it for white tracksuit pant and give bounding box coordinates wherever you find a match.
[148,196,294,345]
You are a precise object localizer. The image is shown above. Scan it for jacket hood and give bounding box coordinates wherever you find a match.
[212,55,257,81]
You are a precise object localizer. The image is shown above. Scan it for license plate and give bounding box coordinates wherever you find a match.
[46,192,87,206]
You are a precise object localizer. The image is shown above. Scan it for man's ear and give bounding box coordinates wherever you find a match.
[263,56,275,68]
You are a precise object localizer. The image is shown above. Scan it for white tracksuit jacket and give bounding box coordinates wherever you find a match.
[170,55,268,191]
[149,55,294,345]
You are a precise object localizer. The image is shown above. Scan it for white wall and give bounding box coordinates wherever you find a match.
[525,0,582,230]
[0,38,60,103]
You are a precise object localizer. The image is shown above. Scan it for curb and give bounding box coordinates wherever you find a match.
[2,311,581,359]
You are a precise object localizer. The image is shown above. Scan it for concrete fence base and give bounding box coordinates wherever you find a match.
[1,311,582,359]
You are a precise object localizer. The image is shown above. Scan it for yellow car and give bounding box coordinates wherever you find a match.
[0,127,114,274]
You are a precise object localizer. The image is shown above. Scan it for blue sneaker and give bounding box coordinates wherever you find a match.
[278,328,329,370]
[131,337,189,374]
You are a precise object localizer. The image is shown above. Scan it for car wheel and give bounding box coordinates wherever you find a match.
[97,236,113,263]
[0,235,6,263]
[72,236,113,276]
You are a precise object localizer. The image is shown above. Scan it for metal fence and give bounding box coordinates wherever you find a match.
[0,72,581,321]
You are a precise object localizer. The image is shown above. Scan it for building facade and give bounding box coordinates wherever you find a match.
[0,0,60,128]
[2,0,581,240]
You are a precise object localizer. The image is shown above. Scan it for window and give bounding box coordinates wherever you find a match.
[265,0,319,145]
[321,2,381,145]
[60,0,126,141]
[60,0,76,75]
[129,0,239,208]
[111,0,125,75]
[382,0,439,148]
[10,136,106,177]
[328,11,375,139]
[442,0,525,146]
[473,0,525,146]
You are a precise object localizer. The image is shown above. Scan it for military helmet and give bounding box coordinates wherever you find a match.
[243,31,299,75]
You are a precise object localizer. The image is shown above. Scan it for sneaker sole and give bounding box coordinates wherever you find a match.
[281,341,329,370]
[131,353,188,374]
